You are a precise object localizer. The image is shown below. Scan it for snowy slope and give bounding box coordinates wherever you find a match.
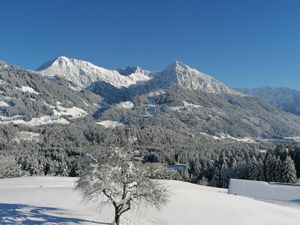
[240,87,300,115]
[0,63,101,125]
[0,177,299,225]
[150,61,244,96]
[37,56,152,89]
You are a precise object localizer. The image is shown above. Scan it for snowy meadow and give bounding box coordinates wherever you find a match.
[1,177,300,225]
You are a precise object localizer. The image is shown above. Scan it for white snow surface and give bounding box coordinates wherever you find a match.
[0,79,8,85]
[0,115,69,126]
[200,132,256,143]
[147,90,166,97]
[44,102,88,119]
[53,104,88,119]
[168,101,203,112]
[16,86,39,95]
[183,100,202,108]
[38,56,152,89]
[13,131,40,142]
[116,101,134,109]
[0,100,10,107]
[0,177,299,225]
[115,101,134,109]
[96,120,125,128]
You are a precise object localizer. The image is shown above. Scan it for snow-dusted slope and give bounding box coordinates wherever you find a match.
[0,62,101,126]
[150,61,244,96]
[240,87,300,115]
[0,177,299,225]
[37,56,152,89]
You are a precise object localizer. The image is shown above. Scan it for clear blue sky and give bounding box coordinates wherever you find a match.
[1,0,300,89]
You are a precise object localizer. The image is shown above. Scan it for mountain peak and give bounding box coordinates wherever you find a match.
[57,55,69,60]
[37,57,152,89]
[37,56,90,71]
[51,56,85,67]
[52,56,72,64]
[164,60,191,72]
[37,57,61,71]
[155,61,244,96]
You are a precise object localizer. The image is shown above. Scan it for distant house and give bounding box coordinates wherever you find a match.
[167,164,187,172]
[228,179,300,202]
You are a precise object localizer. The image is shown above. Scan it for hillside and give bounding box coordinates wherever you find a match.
[34,57,300,139]
[99,85,300,138]
[240,87,300,116]
[0,177,299,225]
[0,63,101,125]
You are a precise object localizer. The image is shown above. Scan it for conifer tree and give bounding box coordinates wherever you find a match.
[280,156,297,183]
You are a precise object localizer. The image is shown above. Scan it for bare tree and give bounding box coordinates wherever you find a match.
[76,150,168,225]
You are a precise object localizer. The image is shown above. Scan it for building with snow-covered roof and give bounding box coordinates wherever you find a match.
[228,179,300,202]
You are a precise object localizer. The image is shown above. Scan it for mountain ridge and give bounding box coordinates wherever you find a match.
[37,56,243,97]
[37,56,152,89]
[240,86,300,116]
[0,57,300,139]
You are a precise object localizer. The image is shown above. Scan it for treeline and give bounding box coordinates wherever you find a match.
[144,144,300,188]
[0,124,299,189]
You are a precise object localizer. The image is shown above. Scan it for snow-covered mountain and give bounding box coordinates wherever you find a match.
[37,56,152,89]
[240,87,300,115]
[37,57,243,96]
[147,61,243,96]
[0,62,101,126]
[2,56,300,138]
[30,56,300,138]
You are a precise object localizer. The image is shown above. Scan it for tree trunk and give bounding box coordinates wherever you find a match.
[115,215,120,225]
[114,206,121,225]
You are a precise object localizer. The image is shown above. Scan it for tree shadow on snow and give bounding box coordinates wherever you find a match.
[0,203,112,225]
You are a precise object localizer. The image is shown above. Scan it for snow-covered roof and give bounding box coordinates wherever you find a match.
[228,179,300,201]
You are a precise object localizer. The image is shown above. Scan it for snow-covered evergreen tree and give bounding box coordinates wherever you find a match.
[265,155,281,182]
[280,156,297,183]
[220,160,229,188]
[247,157,265,181]
[210,158,229,188]
[0,155,21,178]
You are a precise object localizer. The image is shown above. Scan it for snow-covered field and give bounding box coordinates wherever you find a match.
[16,86,39,95]
[96,120,125,128]
[0,177,299,225]
[0,115,69,126]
